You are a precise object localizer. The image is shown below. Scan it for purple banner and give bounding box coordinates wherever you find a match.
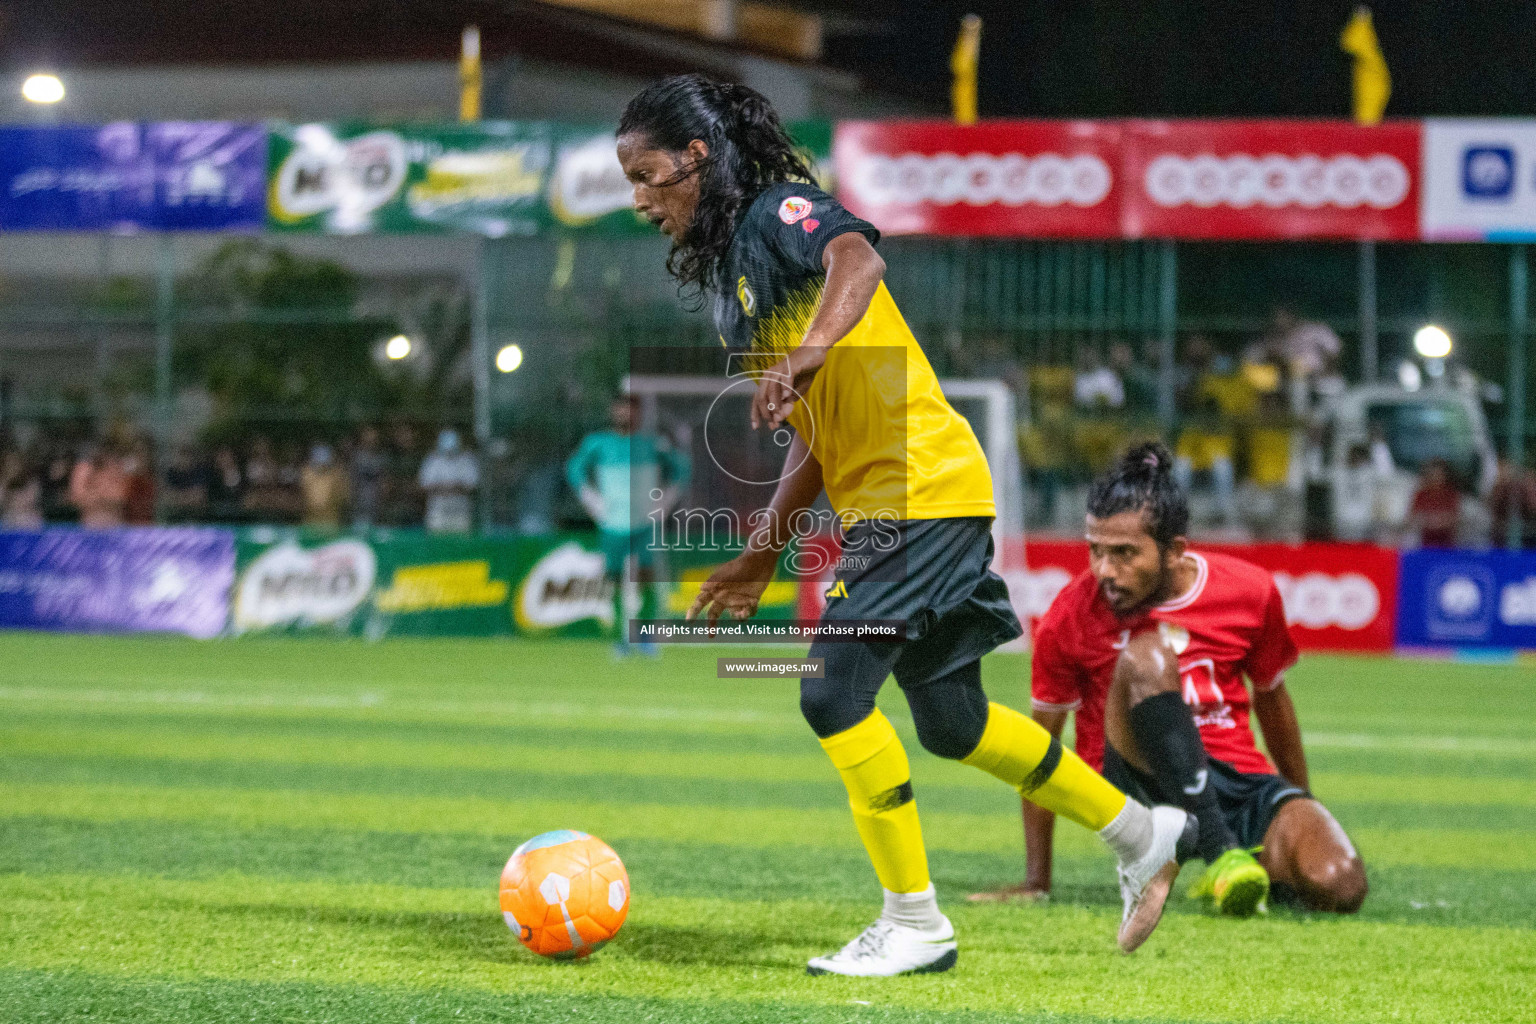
[0,122,265,231]
[0,528,234,638]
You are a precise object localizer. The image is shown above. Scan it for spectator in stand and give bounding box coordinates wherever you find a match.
[386,423,424,526]
[69,444,128,528]
[41,446,75,522]
[1368,424,1396,476]
[244,437,286,522]
[1271,306,1342,386]
[163,446,210,522]
[350,425,388,530]
[1109,339,1159,416]
[207,446,247,522]
[1241,389,1297,539]
[1072,347,1125,410]
[1410,458,1461,548]
[0,450,43,529]
[1488,455,1536,549]
[122,440,156,525]
[1333,442,1389,542]
[419,428,478,533]
[300,443,349,528]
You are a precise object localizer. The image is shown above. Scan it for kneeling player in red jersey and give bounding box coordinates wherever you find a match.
[975,443,1366,915]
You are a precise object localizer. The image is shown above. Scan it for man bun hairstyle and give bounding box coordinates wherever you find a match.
[1086,441,1190,551]
[619,74,814,303]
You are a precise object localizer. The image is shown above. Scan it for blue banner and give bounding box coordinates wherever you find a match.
[1396,549,1536,650]
[0,122,265,231]
[0,528,234,638]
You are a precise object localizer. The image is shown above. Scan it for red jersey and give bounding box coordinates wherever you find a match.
[1031,550,1298,776]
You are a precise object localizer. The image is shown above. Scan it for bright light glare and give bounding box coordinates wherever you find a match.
[1413,324,1452,359]
[495,344,524,373]
[22,74,64,104]
[384,335,412,360]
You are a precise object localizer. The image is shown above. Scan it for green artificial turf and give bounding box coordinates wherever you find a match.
[1,633,1532,1022]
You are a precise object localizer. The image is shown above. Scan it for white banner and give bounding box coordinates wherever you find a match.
[1421,119,1536,240]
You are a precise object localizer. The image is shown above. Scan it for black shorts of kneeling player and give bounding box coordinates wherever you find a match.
[1103,744,1309,849]
[798,517,1023,759]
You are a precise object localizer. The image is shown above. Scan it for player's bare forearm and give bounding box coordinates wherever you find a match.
[1253,682,1309,792]
[1022,707,1069,893]
[744,433,824,560]
[752,234,885,430]
[803,233,885,350]
[688,435,822,626]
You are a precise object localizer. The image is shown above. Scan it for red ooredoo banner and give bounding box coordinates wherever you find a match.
[832,119,1423,241]
[834,120,1123,238]
[1119,119,1422,240]
[1009,539,1398,653]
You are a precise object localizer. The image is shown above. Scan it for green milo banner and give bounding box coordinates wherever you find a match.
[231,529,800,638]
[265,121,831,236]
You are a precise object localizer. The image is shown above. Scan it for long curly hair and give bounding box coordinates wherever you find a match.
[619,74,813,304]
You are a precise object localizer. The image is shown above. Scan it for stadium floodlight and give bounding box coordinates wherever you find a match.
[384,335,413,360]
[495,344,524,373]
[1413,324,1452,360]
[21,74,64,104]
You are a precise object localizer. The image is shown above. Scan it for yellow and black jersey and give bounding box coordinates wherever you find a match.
[713,182,994,523]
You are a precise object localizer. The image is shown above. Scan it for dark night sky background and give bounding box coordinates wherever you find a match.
[3,1,1535,118]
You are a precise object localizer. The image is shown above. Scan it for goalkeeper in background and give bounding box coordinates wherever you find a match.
[566,394,690,655]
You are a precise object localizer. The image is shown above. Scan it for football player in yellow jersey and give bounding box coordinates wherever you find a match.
[617,75,1193,974]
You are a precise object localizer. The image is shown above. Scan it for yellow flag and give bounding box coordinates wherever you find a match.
[951,14,981,125]
[1340,6,1389,125]
[460,25,482,122]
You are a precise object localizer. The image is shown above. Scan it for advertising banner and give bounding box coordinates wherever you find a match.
[1396,549,1536,650]
[266,122,556,236]
[267,120,831,236]
[1121,120,1421,240]
[0,528,233,638]
[232,529,803,639]
[0,122,265,231]
[1420,118,1536,240]
[833,119,1123,237]
[1003,538,1397,653]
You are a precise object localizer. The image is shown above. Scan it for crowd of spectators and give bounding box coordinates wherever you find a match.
[1019,306,1534,547]
[0,424,481,533]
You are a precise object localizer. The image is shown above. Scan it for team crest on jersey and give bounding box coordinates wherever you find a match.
[1158,621,1191,654]
[736,276,756,316]
[778,196,812,224]
[824,579,849,600]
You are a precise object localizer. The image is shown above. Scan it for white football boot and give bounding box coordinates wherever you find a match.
[1115,805,1194,953]
[806,916,958,976]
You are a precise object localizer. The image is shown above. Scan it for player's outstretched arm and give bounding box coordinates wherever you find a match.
[687,433,823,626]
[753,234,886,431]
[1252,681,1310,793]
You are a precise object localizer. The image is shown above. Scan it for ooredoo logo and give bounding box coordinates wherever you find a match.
[850,152,1113,208]
[1142,153,1409,210]
[1003,567,1074,620]
[1272,571,1380,630]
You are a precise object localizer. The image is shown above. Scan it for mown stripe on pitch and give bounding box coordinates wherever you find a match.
[9,721,1534,804]
[3,875,1530,1024]
[3,755,1531,835]
[0,969,1175,1024]
[2,780,1533,869]
[3,816,1532,930]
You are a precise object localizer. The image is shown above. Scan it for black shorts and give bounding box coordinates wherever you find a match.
[1103,744,1309,849]
[816,516,1023,689]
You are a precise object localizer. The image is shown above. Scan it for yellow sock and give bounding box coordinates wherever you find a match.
[819,710,931,894]
[962,701,1127,831]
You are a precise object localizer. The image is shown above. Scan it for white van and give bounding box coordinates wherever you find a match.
[1319,383,1497,542]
